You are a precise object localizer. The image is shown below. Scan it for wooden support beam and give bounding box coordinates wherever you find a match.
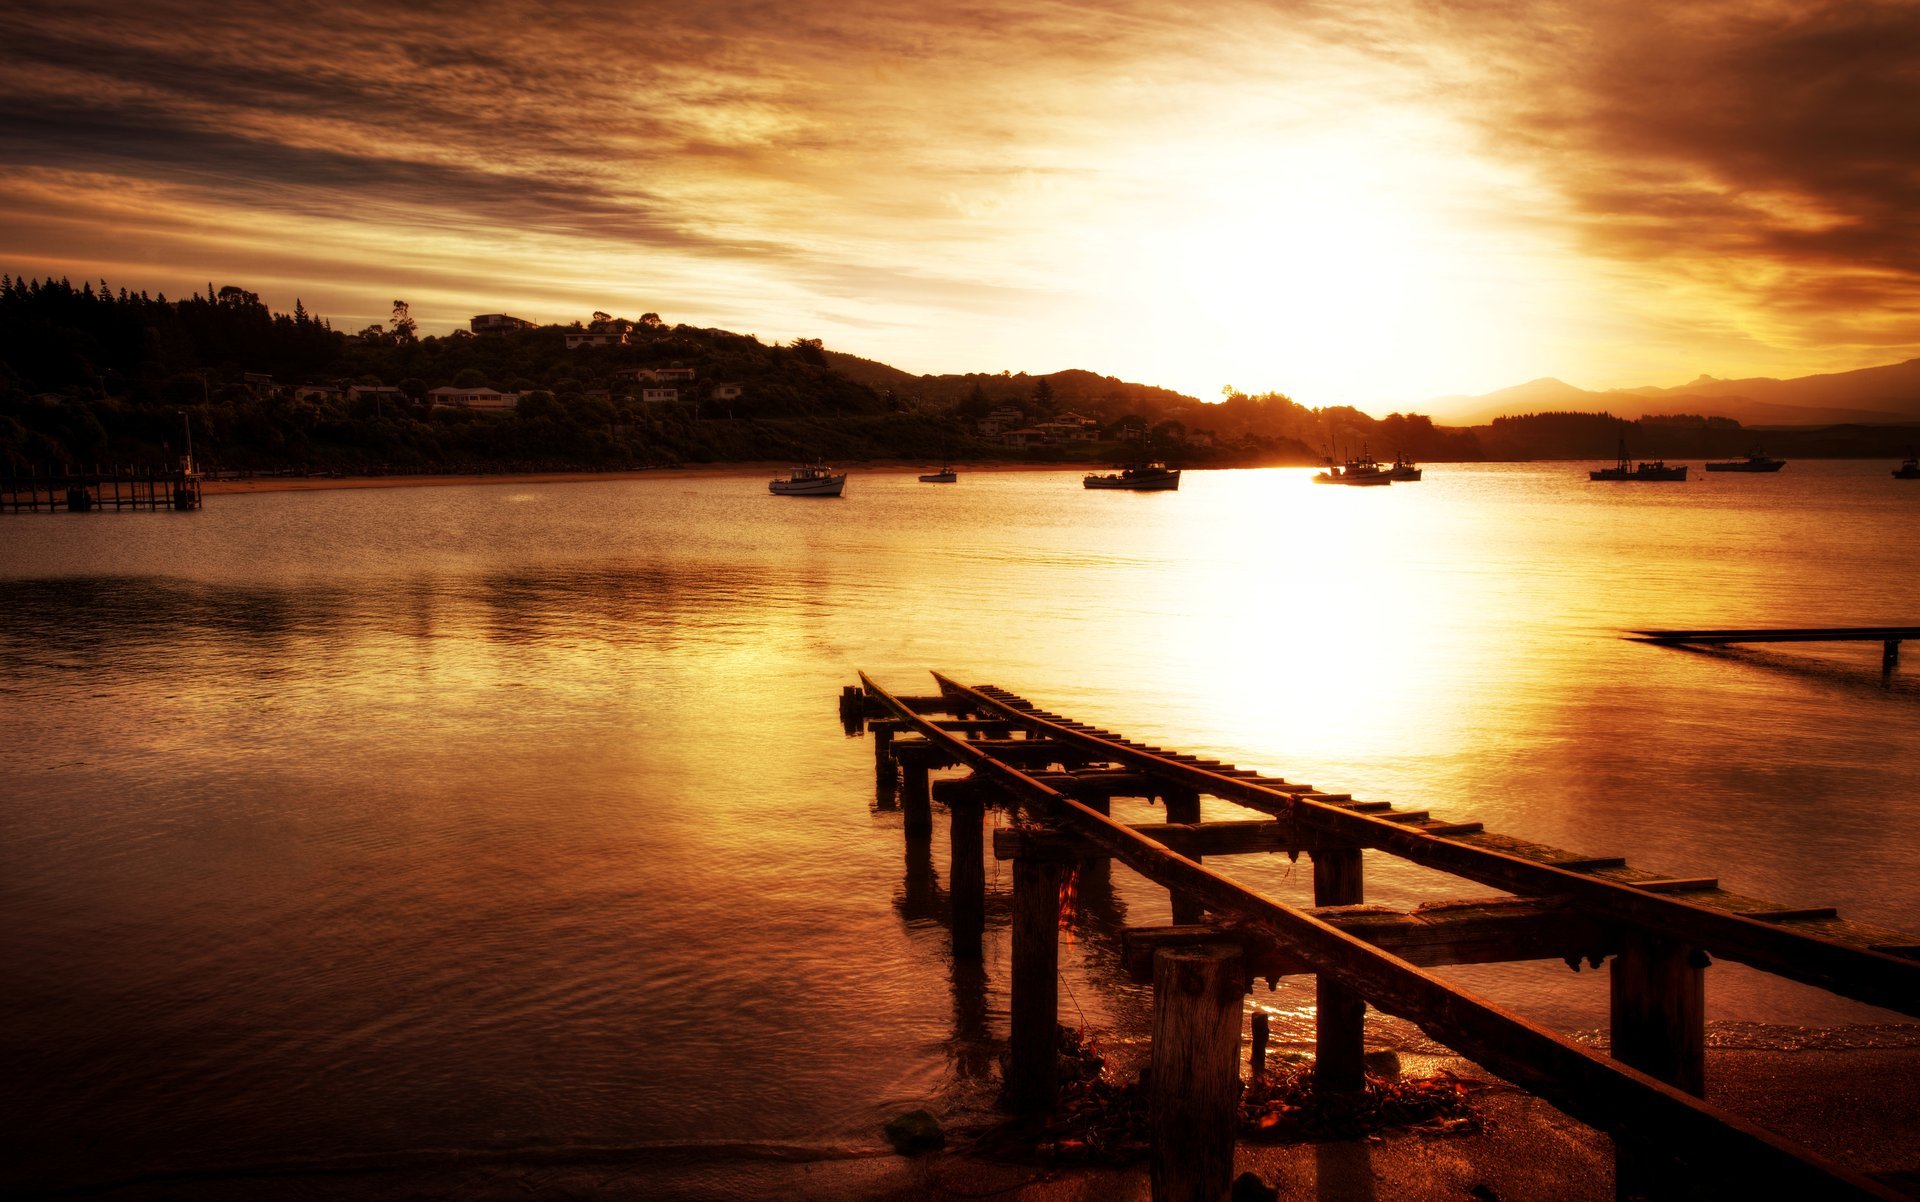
[892,738,1096,770]
[950,796,986,961]
[1149,945,1244,1202]
[1313,847,1367,1094]
[1007,858,1062,1113]
[863,692,968,716]
[871,718,1025,736]
[1121,896,1616,981]
[994,818,1329,862]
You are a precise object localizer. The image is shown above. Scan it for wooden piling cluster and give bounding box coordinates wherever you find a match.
[2,465,202,512]
[848,672,1920,1201]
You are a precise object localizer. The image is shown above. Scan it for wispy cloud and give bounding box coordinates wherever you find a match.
[2,0,1915,399]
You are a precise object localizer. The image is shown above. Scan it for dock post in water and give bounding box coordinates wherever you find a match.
[949,793,986,960]
[1610,932,1708,1198]
[901,760,932,841]
[1312,847,1368,1094]
[1162,785,1205,924]
[1007,856,1062,1113]
[1149,944,1244,1202]
[1886,639,1901,676]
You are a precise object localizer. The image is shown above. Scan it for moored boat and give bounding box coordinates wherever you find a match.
[1705,450,1786,472]
[918,465,957,483]
[1313,450,1393,485]
[1312,463,1392,486]
[1388,455,1422,481]
[769,464,847,496]
[1895,448,1920,480]
[1084,461,1180,490]
[1590,439,1687,481]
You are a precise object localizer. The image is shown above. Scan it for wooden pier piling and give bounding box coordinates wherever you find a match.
[1007,856,1062,1113]
[950,794,986,960]
[1312,848,1368,1094]
[901,761,932,841]
[1163,786,1205,924]
[1611,932,1708,1199]
[1149,944,1244,1202]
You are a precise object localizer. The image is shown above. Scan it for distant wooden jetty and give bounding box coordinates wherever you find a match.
[1633,626,1920,675]
[2,465,202,512]
[839,674,1919,1201]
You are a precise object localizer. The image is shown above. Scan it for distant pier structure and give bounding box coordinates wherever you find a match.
[2,464,202,512]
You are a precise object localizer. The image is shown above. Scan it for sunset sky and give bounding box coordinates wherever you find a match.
[3,0,1916,408]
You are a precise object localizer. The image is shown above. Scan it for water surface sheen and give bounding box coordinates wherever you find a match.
[3,463,1917,1191]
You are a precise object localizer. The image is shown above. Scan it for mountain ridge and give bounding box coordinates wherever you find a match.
[1414,359,1920,427]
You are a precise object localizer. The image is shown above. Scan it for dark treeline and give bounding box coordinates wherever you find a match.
[2,276,1911,475]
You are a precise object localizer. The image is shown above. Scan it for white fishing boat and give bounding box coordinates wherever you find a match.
[769,464,847,496]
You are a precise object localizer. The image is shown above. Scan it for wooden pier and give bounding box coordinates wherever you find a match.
[840,675,1920,1201]
[2,465,202,512]
[1633,626,1919,675]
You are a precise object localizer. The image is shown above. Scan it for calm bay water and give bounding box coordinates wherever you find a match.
[3,462,1917,1195]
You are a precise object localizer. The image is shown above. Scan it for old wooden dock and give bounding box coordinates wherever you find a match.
[1633,626,1920,674]
[839,674,1920,1202]
[2,465,202,512]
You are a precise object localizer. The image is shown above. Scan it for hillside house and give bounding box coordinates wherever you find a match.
[641,387,679,404]
[470,313,535,335]
[429,386,520,411]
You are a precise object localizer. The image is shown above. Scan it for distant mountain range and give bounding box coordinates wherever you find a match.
[1418,359,1920,427]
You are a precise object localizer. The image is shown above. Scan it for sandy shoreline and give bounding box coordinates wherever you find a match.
[195,462,1135,496]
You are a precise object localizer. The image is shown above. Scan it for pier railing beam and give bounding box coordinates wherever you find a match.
[950,796,986,960]
[1007,857,1062,1113]
[1149,944,1244,1202]
[1312,847,1367,1094]
[1611,932,1708,1199]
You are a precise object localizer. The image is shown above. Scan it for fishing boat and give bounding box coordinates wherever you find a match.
[918,464,957,483]
[769,463,847,496]
[1313,463,1392,486]
[1896,448,1920,480]
[1705,450,1786,472]
[1084,461,1180,490]
[1313,449,1393,485]
[1388,455,1423,481]
[1589,439,1687,481]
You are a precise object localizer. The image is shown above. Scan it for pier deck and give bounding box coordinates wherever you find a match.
[842,674,1920,1201]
